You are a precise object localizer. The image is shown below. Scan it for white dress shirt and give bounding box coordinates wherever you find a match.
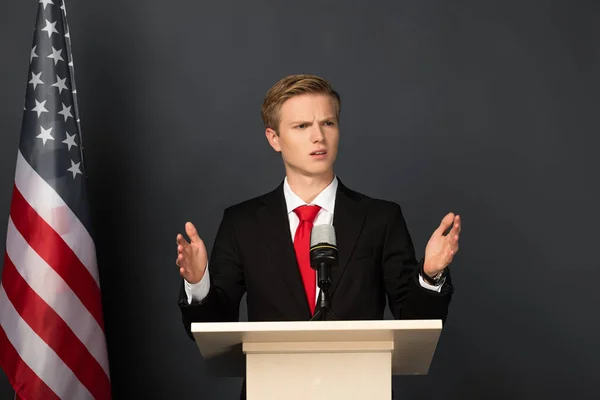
[185,176,442,304]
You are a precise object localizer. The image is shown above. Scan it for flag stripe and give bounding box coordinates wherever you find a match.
[14,150,99,285]
[0,324,60,400]
[5,217,110,376]
[9,184,105,331]
[0,286,92,399]
[1,255,111,399]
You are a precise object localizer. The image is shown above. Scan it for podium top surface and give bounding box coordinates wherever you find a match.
[192,319,441,333]
[191,319,443,376]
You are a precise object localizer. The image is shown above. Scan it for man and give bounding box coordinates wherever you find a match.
[176,74,460,393]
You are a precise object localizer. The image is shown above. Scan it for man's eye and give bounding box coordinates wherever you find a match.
[297,124,306,129]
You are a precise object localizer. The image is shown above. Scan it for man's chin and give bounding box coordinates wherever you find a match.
[285,165,334,179]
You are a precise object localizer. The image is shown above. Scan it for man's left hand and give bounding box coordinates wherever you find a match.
[423,213,461,277]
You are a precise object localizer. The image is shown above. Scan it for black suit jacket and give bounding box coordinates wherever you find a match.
[178,178,453,337]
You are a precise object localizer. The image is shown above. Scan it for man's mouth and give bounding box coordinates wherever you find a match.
[311,150,327,155]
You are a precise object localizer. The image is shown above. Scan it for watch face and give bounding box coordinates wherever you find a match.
[426,270,445,285]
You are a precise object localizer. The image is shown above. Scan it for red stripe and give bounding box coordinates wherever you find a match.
[2,254,111,399]
[0,314,60,400]
[9,184,105,331]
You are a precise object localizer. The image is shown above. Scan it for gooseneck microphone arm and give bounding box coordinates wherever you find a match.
[311,262,339,321]
[316,260,332,292]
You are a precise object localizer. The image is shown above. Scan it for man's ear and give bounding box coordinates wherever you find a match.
[265,128,281,152]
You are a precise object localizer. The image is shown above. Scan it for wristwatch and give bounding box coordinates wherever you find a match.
[420,259,446,286]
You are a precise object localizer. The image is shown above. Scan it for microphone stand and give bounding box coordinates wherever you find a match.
[310,262,339,321]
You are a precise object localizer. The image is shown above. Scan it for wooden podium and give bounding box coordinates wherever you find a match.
[192,319,442,400]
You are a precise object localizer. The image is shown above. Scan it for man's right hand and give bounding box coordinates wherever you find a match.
[176,222,208,284]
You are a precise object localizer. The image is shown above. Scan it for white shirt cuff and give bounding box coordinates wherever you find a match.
[184,263,210,304]
[418,273,443,293]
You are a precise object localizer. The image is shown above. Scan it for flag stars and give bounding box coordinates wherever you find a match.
[29,72,43,90]
[63,132,77,151]
[52,75,68,94]
[41,19,59,38]
[47,47,64,65]
[40,0,54,10]
[30,46,38,63]
[36,126,54,145]
[67,160,82,179]
[31,99,48,118]
[58,103,73,121]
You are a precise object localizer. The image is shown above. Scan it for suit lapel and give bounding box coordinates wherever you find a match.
[330,179,367,297]
[255,182,312,317]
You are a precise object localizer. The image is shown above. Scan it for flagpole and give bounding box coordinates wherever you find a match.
[58,0,87,177]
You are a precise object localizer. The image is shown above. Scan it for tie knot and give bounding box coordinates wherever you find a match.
[294,205,321,223]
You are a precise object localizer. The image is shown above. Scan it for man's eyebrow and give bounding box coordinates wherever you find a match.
[319,116,337,122]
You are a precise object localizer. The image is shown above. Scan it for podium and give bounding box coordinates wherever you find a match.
[192,319,442,399]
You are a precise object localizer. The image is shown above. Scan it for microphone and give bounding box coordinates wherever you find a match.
[309,224,338,292]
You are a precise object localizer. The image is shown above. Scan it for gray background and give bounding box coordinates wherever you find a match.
[1,0,598,399]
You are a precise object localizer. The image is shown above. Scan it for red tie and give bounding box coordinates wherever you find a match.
[293,205,321,315]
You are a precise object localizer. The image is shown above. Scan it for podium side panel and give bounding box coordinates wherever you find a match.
[246,351,392,400]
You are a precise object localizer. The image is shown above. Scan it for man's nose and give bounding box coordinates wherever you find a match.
[310,125,325,142]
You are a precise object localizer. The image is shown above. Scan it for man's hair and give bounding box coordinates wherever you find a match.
[261,74,341,133]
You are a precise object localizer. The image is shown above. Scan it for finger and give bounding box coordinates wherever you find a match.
[176,238,188,257]
[176,255,188,278]
[176,233,189,247]
[176,253,188,268]
[177,243,187,254]
[450,215,461,235]
[448,244,458,258]
[185,222,202,245]
[448,216,461,241]
[449,241,459,257]
[436,213,455,235]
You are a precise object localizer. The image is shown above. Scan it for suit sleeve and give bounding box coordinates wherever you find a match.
[177,207,246,340]
[381,203,453,323]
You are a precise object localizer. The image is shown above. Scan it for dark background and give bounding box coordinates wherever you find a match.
[1,0,598,399]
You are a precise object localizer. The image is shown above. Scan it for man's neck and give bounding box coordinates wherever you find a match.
[286,171,334,204]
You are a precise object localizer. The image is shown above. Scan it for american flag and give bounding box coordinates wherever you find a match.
[0,1,111,399]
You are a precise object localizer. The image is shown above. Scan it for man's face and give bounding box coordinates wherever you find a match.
[266,93,339,179]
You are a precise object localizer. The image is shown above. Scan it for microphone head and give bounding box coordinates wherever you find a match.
[310,224,337,247]
[310,225,338,270]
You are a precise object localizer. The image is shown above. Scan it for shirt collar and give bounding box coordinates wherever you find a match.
[283,175,338,215]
